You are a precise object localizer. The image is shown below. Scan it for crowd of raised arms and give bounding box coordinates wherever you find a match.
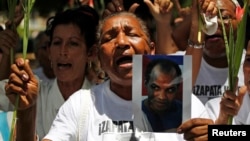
[0,0,250,141]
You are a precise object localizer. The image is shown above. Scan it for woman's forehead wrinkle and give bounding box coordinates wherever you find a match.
[122,21,130,27]
[115,20,133,30]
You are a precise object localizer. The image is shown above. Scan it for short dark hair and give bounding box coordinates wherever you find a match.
[46,5,99,50]
[144,58,182,86]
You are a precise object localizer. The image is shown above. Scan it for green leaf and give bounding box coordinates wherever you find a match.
[218,0,249,125]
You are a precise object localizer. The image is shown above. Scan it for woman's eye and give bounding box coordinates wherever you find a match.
[128,33,137,37]
[69,41,79,46]
[102,37,112,43]
[51,41,61,46]
[101,34,115,44]
[221,15,233,20]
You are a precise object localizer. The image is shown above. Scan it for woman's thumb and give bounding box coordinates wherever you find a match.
[238,85,247,105]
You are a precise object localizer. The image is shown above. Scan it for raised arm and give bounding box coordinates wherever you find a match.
[185,0,217,87]
[5,58,39,141]
[0,1,24,80]
[0,29,19,80]
[177,0,218,140]
[144,0,178,54]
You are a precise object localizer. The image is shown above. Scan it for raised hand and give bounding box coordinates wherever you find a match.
[5,58,39,110]
[144,0,174,24]
[0,29,19,80]
[102,0,142,18]
[216,83,247,124]
[0,29,19,56]
[5,0,24,29]
[102,0,124,18]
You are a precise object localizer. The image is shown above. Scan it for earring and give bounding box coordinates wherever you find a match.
[88,61,92,69]
[50,61,53,68]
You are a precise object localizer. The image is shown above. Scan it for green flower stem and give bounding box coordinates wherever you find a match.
[23,0,35,59]
[9,97,19,141]
[9,0,35,140]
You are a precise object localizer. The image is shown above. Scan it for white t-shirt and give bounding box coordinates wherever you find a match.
[0,77,91,140]
[44,80,209,141]
[194,50,245,104]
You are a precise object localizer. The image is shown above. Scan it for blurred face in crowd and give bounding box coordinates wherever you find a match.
[48,23,88,82]
[35,33,55,79]
[98,13,155,86]
[203,0,238,59]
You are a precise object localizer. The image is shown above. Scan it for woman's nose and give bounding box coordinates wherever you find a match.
[59,43,69,56]
[115,32,129,49]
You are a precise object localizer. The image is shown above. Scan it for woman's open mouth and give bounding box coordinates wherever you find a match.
[116,56,133,68]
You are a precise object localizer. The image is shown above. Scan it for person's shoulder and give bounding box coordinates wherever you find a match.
[70,88,92,99]
[63,89,93,109]
[67,81,108,104]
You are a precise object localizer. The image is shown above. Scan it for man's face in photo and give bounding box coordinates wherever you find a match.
[146,65,179,112]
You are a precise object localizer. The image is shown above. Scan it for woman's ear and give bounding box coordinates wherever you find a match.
[150,42,155,55]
